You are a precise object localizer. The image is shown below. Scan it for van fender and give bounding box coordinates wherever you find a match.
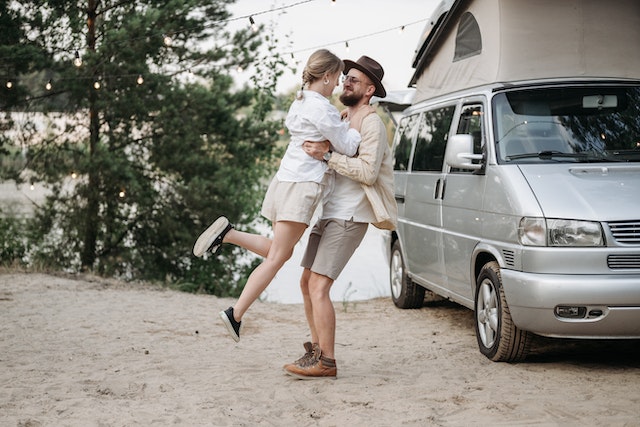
[470,243,505,291]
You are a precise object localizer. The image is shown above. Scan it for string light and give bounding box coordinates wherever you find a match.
[73,51,82,67]
[1,2,426,94]
[118,189,126,198]
[71,172,78,179]
[288,18,427,57]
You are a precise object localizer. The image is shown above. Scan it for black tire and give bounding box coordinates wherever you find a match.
[474,261,532,362]
[389,240,425,309]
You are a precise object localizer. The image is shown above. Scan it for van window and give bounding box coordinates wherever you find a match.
[393,114,419,171]
[454,12,482,61]
[493,85,640,163]
[451,104,484,172]
[412,106,456,171]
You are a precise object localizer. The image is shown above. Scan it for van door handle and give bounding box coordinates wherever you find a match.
[395,194,405,204]
[434,179,446,200]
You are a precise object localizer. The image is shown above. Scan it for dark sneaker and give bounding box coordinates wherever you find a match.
[193,216,234,257]
[284,345,337,380]
[219,307,241,342]
[283,342,315,371]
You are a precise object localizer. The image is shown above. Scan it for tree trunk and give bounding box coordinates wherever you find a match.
[80,0,99,269]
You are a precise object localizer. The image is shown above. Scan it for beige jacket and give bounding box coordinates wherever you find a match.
[327,113,398,230]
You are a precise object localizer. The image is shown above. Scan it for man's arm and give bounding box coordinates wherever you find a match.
[326,114,387,185]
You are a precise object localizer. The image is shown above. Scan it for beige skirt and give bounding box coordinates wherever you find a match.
[260,177,323,225]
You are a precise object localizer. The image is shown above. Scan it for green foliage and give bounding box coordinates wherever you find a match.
[0,212,28,267]
[1,0,289,295]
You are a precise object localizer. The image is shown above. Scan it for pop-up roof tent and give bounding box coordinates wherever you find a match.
[409,0,640,104]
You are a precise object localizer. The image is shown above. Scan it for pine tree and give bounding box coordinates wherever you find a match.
[1,0,287,294]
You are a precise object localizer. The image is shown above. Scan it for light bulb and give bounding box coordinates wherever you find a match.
[73,51,82,67]
[93,81,101,90]
[163,34,172,46]
[249,16,258,32]
[45,80,52,90]
[6,80,12,89]
[137,75,144,85]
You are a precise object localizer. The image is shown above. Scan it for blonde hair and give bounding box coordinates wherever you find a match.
[296,49,344,100]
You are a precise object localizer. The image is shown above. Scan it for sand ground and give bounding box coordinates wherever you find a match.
[1,272,639,426]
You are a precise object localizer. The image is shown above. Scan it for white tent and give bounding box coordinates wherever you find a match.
[410,0,640,103]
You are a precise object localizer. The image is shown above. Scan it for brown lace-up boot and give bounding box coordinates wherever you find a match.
[283,342,316,371]
[283,345,337,380]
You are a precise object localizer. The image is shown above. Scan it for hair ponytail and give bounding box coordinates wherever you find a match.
[296,49,343,101]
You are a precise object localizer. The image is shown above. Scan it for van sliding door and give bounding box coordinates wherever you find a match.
[403,105,455,292]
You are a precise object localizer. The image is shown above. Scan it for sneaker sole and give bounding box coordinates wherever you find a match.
[283,367,336,380]
[219,310,240,342]
[193,217,229,257]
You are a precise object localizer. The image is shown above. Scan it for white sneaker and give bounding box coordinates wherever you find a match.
[193,216,232,257]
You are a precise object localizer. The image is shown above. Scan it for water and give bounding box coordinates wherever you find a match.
[261,225,392,304]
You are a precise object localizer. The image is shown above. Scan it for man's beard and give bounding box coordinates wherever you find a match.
[339,91,362,107]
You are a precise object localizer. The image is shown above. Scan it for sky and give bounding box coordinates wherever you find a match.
[226,0,441,95]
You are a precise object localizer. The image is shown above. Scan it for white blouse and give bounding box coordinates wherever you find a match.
[277,90,361,183]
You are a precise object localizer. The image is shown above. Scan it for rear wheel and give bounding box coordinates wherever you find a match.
[474,261,532,362]
[390,240,425,309]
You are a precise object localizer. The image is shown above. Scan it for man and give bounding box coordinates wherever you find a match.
[284,56,397,380]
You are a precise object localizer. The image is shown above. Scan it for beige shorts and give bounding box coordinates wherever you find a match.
[260,177,323,225]
[300,218,368,280]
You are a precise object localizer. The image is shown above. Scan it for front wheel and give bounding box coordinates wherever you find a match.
[474,261,532,362]
[390,240,425,309]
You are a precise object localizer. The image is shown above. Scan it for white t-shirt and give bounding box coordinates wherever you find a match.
[322,172,375,222]
[277,90,361,183]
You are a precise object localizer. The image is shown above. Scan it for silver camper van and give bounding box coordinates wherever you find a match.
[387,0,640,362]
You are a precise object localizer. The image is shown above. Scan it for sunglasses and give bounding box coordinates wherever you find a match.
[342,75,364,85]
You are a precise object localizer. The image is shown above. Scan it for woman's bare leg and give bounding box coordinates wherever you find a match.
[223,229,271,258]
[232,220,307,320]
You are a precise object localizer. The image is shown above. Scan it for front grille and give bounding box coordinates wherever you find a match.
[607,254,640,270]
[608,220,640,245]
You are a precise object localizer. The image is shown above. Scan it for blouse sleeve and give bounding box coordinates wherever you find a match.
[313,105,361,157]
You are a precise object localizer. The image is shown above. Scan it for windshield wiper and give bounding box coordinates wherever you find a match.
[506,151,622,162]
[506,150,587,160]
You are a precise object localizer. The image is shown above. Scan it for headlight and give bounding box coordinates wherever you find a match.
[519,217,546,246]
[519,217,604,247]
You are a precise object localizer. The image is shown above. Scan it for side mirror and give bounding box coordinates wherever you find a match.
[445,134,484,171]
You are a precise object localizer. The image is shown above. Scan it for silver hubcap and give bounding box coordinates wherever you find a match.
[390,249,403,299]
[477,280,499,348]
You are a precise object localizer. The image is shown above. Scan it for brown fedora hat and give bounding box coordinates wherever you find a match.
[343,55,386,98]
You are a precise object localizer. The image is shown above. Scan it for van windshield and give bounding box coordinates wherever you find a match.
[493,85,640,164]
